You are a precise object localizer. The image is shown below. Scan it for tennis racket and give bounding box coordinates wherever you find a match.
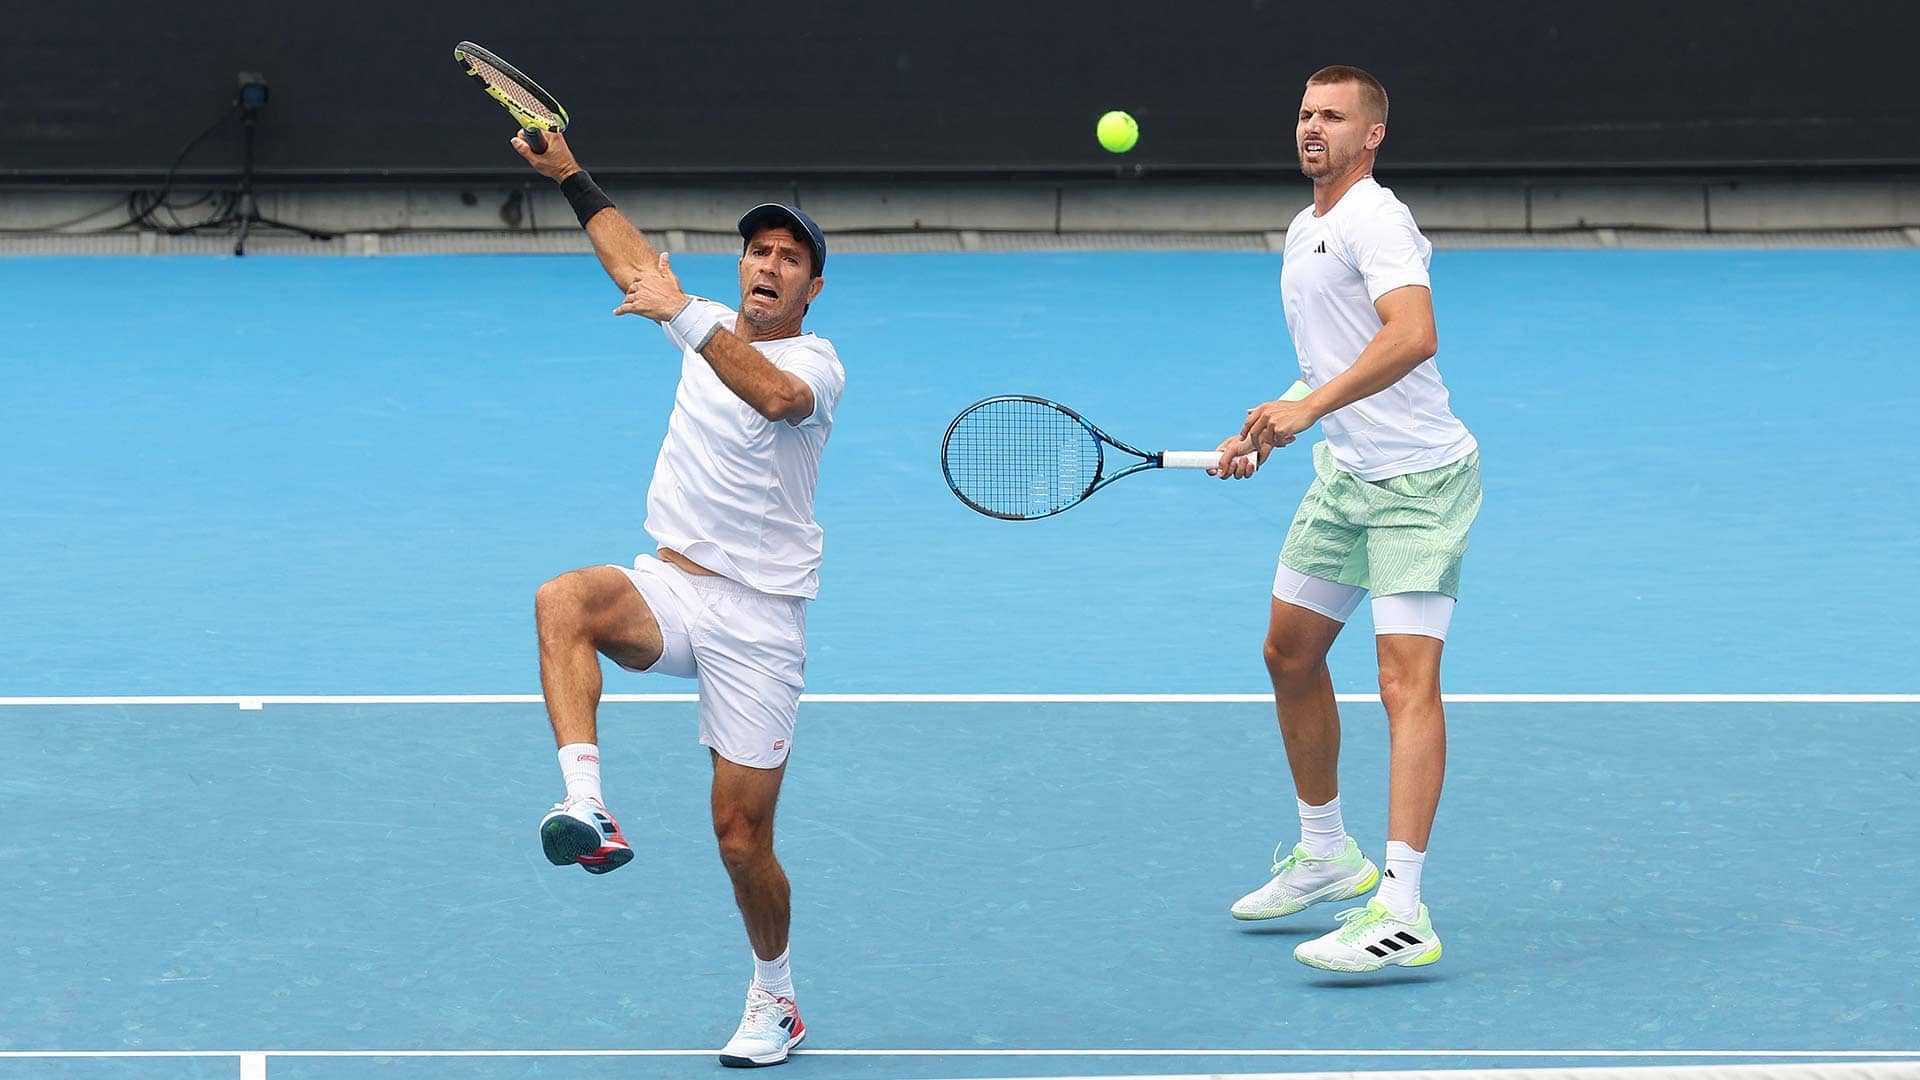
[941,381,1311,521]
[453,41,569,154]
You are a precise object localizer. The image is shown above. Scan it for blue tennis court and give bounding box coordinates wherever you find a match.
[3,249,1917,1078]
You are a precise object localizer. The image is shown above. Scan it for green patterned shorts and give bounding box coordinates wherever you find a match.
[1279,443,1483,598]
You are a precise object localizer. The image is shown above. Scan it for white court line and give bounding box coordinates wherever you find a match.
[0,693,1916,709]
[939,1066,1920,1080]
[2,1048,1918,1059]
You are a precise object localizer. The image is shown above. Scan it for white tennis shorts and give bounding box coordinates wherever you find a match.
[1273,561,1457,641]
[611,555,808,769]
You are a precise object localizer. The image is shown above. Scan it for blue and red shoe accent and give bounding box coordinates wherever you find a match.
[718,995,805,1068]
[540,797,633,875]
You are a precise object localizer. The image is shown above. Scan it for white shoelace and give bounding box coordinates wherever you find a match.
[736,988,788,1038]
[1268,841,1305,875]
[1333,903,1403,943]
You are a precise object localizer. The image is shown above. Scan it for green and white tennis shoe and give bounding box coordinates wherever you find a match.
[1230,837,1380,921]
[1293,897,1442,972]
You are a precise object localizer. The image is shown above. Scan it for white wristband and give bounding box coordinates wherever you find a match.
[667,299,727,352]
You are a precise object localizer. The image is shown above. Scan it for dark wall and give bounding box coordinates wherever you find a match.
[9,0,1918,181]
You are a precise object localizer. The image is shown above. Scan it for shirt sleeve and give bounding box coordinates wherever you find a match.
[661,297,737,352]
[1344,203,1432,304]
[776,339,846,428]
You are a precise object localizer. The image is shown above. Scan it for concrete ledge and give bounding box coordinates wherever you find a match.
[5,226,1910,258]
[796,184,1059,231]
[1530,183,1709,230]
[3,175,1916,252]
[1707,179,1920,229]
[1390,182,1529,230]
[0,190,133,231]
[1059,181,1305,231]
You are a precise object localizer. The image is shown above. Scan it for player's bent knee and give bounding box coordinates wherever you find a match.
[538,567,658,648]
[535,568,618,627]
[533,574,590,636]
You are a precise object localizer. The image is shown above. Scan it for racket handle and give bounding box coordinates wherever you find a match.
[524,128,548,154]
[1162,450,1256,470]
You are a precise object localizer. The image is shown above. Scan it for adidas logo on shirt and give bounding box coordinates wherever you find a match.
[1314,241,1329,254]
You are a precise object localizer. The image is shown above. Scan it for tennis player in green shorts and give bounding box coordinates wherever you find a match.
[1209,65,1482,973]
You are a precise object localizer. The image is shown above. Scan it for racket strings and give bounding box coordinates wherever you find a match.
[945,400,1102,518]
[467,56,562,125]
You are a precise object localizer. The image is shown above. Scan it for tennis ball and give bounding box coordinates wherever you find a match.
[1097,110,1139,154]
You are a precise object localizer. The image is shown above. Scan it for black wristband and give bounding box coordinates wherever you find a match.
[558,170,616,227]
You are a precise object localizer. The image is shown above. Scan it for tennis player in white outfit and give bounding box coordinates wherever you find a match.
[512,131,844,1067]
[1211,66,1482,974]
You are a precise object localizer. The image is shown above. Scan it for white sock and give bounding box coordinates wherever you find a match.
[1378,840,1426,919]
[557,743,602,803]
[752,946,793,1000]
[1297,796,1348,858]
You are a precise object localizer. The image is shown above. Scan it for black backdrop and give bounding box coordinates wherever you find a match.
[9,0,1918,181]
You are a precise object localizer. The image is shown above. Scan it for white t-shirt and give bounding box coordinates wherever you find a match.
[645,298,845,599]
[1280,176,1476,481]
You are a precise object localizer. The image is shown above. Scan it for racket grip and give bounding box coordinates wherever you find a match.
[524,128,548,154]
[1162,450,1256,470]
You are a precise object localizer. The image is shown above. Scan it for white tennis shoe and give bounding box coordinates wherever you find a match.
[1230,837,1380,921]
[1293,897,1443,972]
[719,985,806,1068]
[538,795,632,874]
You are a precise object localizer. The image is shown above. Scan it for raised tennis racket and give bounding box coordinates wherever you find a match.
[941,381,1311,521]
[453,41,569,154]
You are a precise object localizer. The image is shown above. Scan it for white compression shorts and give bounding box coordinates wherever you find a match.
[612,555,807,768]
[1272,561,1456,641]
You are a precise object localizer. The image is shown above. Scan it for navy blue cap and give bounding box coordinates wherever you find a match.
[737,203,826,276]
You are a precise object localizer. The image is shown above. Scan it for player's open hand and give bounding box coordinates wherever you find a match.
[1209,435,1268,479]
[1241,397,1315,451]
[511,129,580,181]
[614,252,692,322]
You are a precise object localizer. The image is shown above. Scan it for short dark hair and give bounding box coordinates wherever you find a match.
[1306,65,1389,125]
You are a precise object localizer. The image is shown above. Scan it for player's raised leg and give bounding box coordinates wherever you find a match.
[533,565,666,874]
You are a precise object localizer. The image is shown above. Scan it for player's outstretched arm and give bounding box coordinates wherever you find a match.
[511,131,663,293]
